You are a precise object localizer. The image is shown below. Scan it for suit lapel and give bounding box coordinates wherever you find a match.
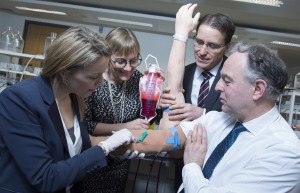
[183,63,197,104]
[36,76,90,155]
[205,56,226,111]
[48,103,69,155]
[70,94,91,151]
[36,76,70,155]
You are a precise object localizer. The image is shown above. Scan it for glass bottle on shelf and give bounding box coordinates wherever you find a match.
[12,31,24,53]
[10,31,25,64]
[0,26,14,51]
[43,32,57,56]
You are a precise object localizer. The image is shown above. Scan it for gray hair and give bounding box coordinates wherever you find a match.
[229,42,288,100]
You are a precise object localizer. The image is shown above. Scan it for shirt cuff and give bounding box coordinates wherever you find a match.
[182,163,208,192]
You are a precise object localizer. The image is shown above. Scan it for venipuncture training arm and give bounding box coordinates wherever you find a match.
[159,4,200,131]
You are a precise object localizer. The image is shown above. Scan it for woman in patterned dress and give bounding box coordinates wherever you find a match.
[83,27,150,193]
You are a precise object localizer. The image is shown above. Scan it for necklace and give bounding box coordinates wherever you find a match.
[107,79,126,123]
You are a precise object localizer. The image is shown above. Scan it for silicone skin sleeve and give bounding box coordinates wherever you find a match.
[113,126,187,155]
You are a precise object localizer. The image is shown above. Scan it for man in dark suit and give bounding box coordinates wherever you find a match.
[160,12,235,191]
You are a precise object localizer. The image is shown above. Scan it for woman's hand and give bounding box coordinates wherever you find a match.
[144,67,165,83]
[125,118,149,130]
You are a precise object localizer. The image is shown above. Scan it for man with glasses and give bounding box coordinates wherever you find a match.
[160,6,235,191]
[161,12,235,125]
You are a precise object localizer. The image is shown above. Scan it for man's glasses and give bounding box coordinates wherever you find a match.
[111,55,142,69]
[193,37,225,52]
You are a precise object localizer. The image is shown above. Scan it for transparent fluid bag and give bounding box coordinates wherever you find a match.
[139,54,163,123]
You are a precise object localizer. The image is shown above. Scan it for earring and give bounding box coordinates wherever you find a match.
[63,76,70,86]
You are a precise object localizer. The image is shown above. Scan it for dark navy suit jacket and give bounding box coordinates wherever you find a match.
[0,76,107,193]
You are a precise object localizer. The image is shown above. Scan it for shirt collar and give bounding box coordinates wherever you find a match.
[195,59,223,79]
[243,105,279,136]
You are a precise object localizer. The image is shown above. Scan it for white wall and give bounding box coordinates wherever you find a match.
[0,11,196,87]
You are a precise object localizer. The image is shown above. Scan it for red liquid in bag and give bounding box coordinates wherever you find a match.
[140,71,162,120]
[140,99,158,119]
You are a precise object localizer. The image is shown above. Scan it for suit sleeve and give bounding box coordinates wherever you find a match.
[0,88,107,192]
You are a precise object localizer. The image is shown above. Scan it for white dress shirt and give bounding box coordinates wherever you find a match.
[178,106,300,193]
[191,62,221,105]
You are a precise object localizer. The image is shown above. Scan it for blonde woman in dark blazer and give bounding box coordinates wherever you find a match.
[0,26,133,193]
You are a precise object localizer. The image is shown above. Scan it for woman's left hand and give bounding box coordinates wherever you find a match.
[144,67,165,82]
[125,118,149,130]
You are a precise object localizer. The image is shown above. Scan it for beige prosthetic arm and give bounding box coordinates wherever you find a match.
[159,4,200,131]
[111,126,187,155]
[91,126,187,155]
[128,127,186,152]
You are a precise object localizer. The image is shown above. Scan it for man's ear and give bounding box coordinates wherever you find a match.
[223,43,230,53]
[253,79,267,100]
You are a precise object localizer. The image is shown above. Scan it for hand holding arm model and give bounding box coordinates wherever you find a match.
[167,103,205,122]
[124,118,149,131]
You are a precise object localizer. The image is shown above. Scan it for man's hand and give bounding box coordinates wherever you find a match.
[168,103,204,122]
[159,87,204,122]
[159,87,177,109]
[184,124,207,167]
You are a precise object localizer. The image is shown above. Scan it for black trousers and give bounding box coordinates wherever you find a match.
[175,158,184,192]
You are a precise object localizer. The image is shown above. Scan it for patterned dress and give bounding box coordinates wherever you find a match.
[83,70,143,193]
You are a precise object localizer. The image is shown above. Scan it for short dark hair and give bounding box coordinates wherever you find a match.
[196,13,235,45]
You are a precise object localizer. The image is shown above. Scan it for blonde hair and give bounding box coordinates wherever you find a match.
[105,27,140,57]
[41,26,111,119]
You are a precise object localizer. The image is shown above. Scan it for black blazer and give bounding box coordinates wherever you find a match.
[182,56,227,112]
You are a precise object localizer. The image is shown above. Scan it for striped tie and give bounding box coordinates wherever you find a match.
[197,71,213,107]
